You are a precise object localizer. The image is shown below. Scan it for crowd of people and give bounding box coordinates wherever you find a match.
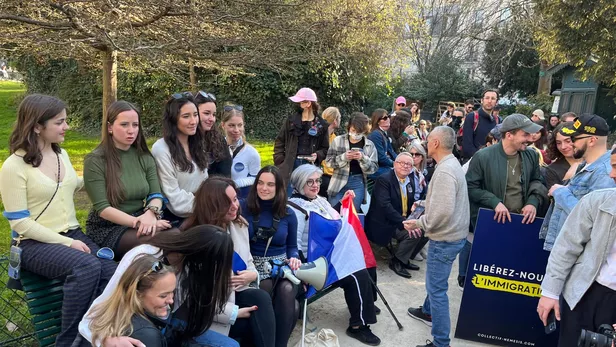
[0,87,615,347]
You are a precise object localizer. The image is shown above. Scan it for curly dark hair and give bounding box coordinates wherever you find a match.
[546,122,572,160]
[390,111,412,152]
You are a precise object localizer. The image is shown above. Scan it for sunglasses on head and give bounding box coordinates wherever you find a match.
[196,90,216,101]
[172,91,193,100]
[142,260,164,279]
[223,105,244,112]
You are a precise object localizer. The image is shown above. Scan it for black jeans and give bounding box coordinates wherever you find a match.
[558,282,616,347]
[229,288,276,347]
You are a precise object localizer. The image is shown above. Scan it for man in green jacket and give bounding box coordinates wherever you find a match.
[458,114,549,286]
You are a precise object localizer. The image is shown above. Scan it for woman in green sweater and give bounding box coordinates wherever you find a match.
[84,101,171,259]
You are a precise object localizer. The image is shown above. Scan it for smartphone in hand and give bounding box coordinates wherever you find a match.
[545,310,557,334]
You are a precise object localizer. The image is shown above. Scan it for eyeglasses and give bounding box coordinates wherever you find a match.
[409,153,423,158]
[196,90,216,101]
[397,103,406,107]
[223,105,244,112]
[306,178,323,187]
[172,91,193,99]
[396,161,413,167]
[572,135,593,142]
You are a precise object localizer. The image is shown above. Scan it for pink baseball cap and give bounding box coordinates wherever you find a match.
[395,96,406,105]
[289,88,318,103]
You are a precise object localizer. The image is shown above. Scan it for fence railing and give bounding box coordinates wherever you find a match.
[0,256,37,346]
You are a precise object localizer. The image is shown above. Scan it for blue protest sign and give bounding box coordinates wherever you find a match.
[455,208,558,346]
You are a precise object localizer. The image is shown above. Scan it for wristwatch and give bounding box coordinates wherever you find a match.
[144,205,163,220]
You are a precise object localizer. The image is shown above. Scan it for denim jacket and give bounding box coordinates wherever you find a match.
[540,151,616,251]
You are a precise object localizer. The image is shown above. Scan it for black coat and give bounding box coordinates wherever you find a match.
[365,170,425,246]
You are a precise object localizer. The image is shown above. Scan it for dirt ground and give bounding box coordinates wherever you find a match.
[289,245,498,347]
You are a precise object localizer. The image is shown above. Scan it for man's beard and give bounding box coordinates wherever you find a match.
[573,143,587,159]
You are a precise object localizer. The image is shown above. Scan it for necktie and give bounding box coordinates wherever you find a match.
[400,179,407,217]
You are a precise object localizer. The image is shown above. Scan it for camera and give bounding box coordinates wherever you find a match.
[578,324,615,347]
[250,226,277,243]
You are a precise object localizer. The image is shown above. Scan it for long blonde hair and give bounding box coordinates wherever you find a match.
[87,255,175,345]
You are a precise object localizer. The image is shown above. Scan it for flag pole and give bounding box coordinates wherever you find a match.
[301,298,308,347]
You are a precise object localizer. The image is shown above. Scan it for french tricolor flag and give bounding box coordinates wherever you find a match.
[305,196,376,297]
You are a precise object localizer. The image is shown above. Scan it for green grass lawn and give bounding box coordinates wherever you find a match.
[0,81,275,254]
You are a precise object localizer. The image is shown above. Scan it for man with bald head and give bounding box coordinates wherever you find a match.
[404,126,470,347]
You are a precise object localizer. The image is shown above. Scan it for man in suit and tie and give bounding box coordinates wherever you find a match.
[366,151,427,278]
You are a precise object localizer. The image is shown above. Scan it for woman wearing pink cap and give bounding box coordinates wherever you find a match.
[274,87,330,186]
[394,96,406,112]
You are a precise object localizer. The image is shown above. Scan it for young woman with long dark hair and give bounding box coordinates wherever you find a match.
[86,254,176,346]
[183,177,276,347]
[194,91,233,177]
[152,93,209,226]
[288,164,381,346]
[221,105,261,198]
[367,108,396,180]
[84,101,171,259]
[0,94,117,346]
[543,122,581,188]
[79,225,239,347]
[389,111,416,154]
[241,166,301,347]
[274,87,329,185]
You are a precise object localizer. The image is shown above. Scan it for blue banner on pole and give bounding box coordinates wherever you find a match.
[455,208,558,346]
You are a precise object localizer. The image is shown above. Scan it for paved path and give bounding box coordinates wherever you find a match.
[289,246,498,347]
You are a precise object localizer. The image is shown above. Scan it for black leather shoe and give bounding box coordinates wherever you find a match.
[374,305,381,315]
[403,261,420,271]
[389,259,412,278]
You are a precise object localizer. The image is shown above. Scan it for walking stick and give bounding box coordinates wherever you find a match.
[301,297,308,347]
[369,277,404,330]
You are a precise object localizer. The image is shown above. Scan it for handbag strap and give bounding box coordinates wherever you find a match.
[35,152,61,221]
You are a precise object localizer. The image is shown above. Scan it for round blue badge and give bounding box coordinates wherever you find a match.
[308,127,318,136]
[96,247,115,260]
[234,162,245,172]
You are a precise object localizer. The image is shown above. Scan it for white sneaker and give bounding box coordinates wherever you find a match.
[420,248,428,258]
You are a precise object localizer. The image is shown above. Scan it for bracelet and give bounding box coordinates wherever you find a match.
[144,205,163,220]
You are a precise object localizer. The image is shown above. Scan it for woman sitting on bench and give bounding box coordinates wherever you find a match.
[288,164,381,346]
[183,177,276,347]
[79,225,240,347]
[0,94,117,346]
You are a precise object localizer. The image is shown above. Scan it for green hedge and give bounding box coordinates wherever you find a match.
[15,56,395,140]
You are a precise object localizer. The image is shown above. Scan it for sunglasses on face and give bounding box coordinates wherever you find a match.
[197,90,216,101]
[380,116,390,121]
[572,135,593,142]
[223,105,244,112]
[409,153,422,158]
[306,178,323,187]
[172,91,193,100]
[397,103,406,107]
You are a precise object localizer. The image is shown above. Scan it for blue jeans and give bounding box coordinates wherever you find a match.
[329,174,365,211]
[422,239,466,347]
[457,240,472,277]
[168,317,239,347]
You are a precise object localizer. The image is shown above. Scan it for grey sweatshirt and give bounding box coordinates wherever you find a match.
[416,154,470,242]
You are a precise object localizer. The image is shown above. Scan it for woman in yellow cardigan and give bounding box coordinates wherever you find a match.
[0,94,117,346]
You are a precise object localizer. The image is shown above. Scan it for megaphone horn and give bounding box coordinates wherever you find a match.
[295,256,329,291]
